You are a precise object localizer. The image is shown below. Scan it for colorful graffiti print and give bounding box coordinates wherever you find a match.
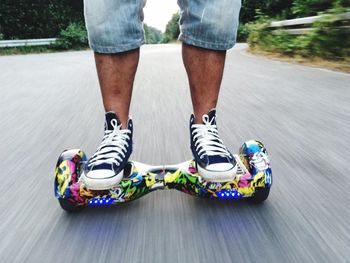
[54,141,272,205]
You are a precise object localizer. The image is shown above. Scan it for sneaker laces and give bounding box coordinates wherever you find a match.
[192,114,231,159]
[89,119,131,168]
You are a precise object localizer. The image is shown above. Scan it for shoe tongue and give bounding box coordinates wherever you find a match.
[105,111,121,131]
[204,109,217,124]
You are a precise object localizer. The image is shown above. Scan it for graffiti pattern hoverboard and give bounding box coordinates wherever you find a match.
[54,140,272,212]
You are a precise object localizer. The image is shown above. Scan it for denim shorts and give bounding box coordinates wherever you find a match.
[84,0,241,53]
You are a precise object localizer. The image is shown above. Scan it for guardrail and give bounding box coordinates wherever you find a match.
[269,12,350,35]
[0,38,57,48]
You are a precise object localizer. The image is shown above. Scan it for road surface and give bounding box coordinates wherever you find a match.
[0,44,349,263]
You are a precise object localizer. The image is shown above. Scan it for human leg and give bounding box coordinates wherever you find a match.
[95,50,139,128]
[82,0,145,189]
[85,0,146,127]
[178,0,242,181]
[182,44,226,123]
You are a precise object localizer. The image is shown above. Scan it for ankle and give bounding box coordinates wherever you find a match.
[193,108,216,124]
[194,111,206,124]
[105,110,129,128]
[120,120,128,129]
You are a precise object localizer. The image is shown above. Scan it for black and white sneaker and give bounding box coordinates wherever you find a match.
[82,112,133,190]
[190,109,237,182]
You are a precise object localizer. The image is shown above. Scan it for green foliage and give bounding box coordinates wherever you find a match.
[240,0,349,23]
[246,19,271,48]
[0,46,52,56]
[291,0,335,16]
[247,9,350,59]
[0,0,84,39]
[53,22,88,50]
[306,13,350,58]
[237,24,251,42]
[162,13,180,43]
[144,24,162,44]
[1,0,348,57]
[240,0,294,23]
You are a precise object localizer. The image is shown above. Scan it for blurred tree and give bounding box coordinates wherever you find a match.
[291,0,344,16]
[144,24,162,44]
[1,0,348,40]
[240,0,293,23]
[53,22,88,50]
[162,12,180,43]
[240,0,294,23]
[240,0,349,22]
[0,0,84,39]
[238,0,350,41]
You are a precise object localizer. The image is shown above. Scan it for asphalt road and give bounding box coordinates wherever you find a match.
[0,44,350,263]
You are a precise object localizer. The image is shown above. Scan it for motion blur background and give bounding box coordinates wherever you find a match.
[0,0,349,68]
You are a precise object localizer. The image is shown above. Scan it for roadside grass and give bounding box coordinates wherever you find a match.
[0,45,88,56]
[0,46,52,55]
[249,47,350,73]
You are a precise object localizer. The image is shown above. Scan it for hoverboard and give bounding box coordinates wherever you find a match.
[54,140,272,212]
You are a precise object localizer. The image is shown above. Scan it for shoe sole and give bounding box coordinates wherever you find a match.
[81,170,124,190]
[197,164,238,182]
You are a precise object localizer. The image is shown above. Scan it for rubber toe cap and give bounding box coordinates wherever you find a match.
[206,163,234,172]
[86,169,116,180]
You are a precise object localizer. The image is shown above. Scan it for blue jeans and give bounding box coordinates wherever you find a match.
[84,0,241,53]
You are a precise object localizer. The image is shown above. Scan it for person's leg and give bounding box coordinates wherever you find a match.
[85,0,146,127]
[179,0,241,121]
[95,49,139,128]
[182,44,226,124]
[178,0,241,181]
[82,0,145,190]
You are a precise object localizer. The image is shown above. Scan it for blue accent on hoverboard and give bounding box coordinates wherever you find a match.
[265,168,273,187]
[88,197,114,206]
[216,190,243,199]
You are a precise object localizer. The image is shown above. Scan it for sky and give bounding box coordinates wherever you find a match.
[143,0,179,32]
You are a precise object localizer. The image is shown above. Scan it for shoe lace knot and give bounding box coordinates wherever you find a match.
[89,119,131,168]
[191,114,231,159]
